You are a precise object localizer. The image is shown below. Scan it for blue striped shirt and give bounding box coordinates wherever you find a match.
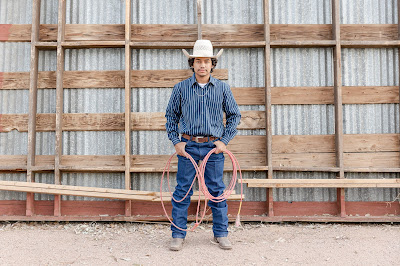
[165,73,241,146]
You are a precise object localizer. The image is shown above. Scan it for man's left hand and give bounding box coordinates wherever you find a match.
[214,140,227,154]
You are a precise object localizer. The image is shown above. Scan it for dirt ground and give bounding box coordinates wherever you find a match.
[0,221,399,266]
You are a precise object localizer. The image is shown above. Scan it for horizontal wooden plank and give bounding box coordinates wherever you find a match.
[0,111,264,132]
[0,181,156,201]
[273,153,336,168]
[344,134,400,153]
[344,152,400,168]
[241,178,400,188]
[341,40,400,48]
[0,180,242,202]
[0,153,399,173]
[342,86,399,104]
[0,69,228,89]
[130,41,266,49]
[270,40,336,47]
[0,135,399,172]
[233,86,399,105]
[272,135,334,153]
[131,154,268,172]
[3,82,395,105]
[0,114,398,154]
[1,24,399,43]
[341,24,398,41]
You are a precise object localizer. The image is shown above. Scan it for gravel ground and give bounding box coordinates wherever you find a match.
[0,221,399,265]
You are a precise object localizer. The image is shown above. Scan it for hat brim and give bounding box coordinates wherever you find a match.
[182,49,224,59]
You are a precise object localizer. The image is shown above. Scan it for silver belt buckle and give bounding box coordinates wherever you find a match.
[194,136,205,142]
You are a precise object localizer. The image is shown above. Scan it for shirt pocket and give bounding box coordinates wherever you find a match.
[206,94,223,112]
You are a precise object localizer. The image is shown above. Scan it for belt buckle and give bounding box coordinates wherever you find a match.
[194,136,204,142]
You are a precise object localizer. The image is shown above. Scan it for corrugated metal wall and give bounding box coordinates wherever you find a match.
[0,0,399,203]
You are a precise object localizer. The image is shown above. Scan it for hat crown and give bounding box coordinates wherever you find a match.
[182,39,223,59]
[192,40,214,57]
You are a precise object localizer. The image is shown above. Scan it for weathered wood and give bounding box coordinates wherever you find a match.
[131,154,268,172]
[0,111,264,132]
[3,80,397,105]
[61,41,125,48]
[0,69,227,89]
[1,113,398,154]
[124,0,133,216]
[241,178,400,188]
[274,166,340,172]
[398,0,400,171]
[26,0,41,217]
[341,40,400,48]
[270,40,336,47]
[54,0,67,217]
[341,24,398,41]
[344,152,400,168]
[332,0,345,220]
[0,181,243,202]
[263,0,274,217]
[130,41,266,49]
[0,181,157,201]
[2,24,399,43]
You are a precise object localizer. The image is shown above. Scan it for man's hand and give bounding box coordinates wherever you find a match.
[174,142,187,157]
[214,140,227,154]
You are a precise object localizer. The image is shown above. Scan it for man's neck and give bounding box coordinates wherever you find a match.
[195,74,210,84]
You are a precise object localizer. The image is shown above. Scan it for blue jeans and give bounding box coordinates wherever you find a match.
[171,137,228,239]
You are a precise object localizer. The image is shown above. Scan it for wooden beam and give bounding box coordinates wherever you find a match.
[0,181,243,202]
[2,152,400,173]
[241,178,400,188]
[124,0,132,217]
[2,24,400,43]
[130,41,267,49]
[0,69,227,89]
[54,0,66,217]
[197,0,202,39]
[332,0,345,218]
[398,0,400,172]
[341,40,400,48]
[26,0,41,217]
[263,0,274,217]
[3,79,398,105]
[0,111,264,132]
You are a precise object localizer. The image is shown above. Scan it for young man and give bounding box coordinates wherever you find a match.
[165,40,241,251]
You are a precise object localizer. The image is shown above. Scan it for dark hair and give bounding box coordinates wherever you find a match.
[188,58,218,73]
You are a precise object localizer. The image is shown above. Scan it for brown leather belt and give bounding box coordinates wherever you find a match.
[182,134,218,143]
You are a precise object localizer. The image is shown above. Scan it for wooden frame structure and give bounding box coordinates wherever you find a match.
[0,0,399,222]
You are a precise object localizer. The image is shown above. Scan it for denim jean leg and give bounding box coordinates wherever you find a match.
[171,153,197,238]
[203,150,228,237]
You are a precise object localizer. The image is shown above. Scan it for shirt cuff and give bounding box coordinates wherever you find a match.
[220,136,230,145]
[171,137,181,146]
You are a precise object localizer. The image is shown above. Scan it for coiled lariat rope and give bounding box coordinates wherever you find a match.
[160,148,243,232]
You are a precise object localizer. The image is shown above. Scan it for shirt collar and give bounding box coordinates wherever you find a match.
[190,73,216,87]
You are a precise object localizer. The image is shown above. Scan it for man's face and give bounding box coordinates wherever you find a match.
[193,57,213,77]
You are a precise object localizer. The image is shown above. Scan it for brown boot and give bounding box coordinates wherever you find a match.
[170,238,184,251]
[214,237,232,250]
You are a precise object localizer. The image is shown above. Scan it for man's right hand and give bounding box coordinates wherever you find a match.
[174,142,187,157]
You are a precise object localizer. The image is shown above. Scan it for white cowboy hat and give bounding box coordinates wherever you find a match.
[182,39,223,59]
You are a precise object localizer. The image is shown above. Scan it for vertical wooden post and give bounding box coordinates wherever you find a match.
[263,0,274,216]
[124,0,132,216]
[26,0,41,216]
[197,0,202,40]
[54,0,66,217]
[397,2,400,212]
[332,0,346,217]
